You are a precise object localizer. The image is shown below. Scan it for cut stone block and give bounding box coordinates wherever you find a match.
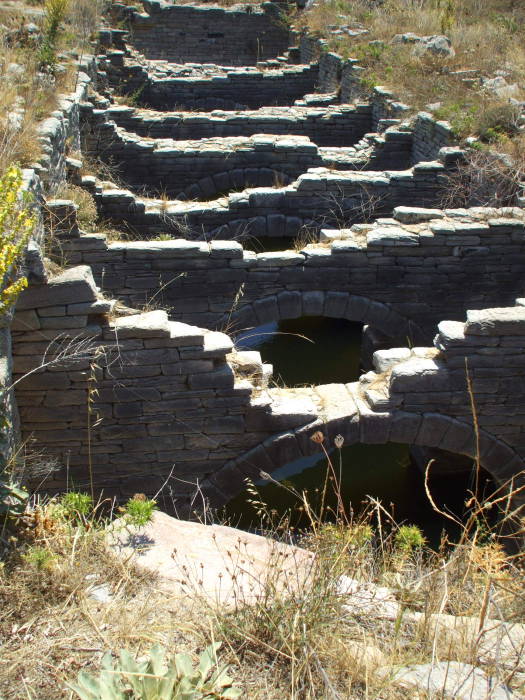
[16,266,98,311]
[112,310,171,338]
[393,206,444,223]
[465,307,525,336]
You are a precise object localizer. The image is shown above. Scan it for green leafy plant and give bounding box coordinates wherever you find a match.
[123,495,157,528]
[39,0,69,70]
[58,491,94,521]
[22,545,56,570]
[395,524,426,553]
[494,13,519,34]
[317,522,373,549]
[0,480,29,520]
[68,642,242,699]
[476,102,521,143]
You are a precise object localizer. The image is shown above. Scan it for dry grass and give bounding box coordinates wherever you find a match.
[194,452,525,698]
[0,499,186,700]
[292,224,319,251]
[1,457,525,699]
[0,0,103,178]
[55,183,98,229]
[300,0,525,143]
[441,147,525,207]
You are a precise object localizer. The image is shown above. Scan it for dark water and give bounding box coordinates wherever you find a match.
[230,317,494,546]
[225,443,496,547]
[236,316,363,385]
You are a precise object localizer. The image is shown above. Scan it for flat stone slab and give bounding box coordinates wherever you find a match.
[339,575,400,620]
[112,310,171,338]
[465,307,525,336]
[373,347,411,373]
[380,661,517,699]
[393,205,445,223]
[418,613,525,673]
[118,240,208,258]
[266,394,318,429]
[107,511,314,606]
[367,226,419,247]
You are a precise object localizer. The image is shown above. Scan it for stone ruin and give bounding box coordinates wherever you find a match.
[4,0,525,520]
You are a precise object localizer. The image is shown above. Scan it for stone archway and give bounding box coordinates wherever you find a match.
[176,168,292,201]
[203,410,523,508]
[221,290,426,347]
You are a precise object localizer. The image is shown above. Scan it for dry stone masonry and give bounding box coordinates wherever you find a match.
[105,103,372,145]
[6,0,525,520]
[112,0,290,65]
[12,266,300,505]
[55,205,525,342]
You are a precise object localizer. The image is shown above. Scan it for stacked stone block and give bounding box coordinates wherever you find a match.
[10,4,525,514]
[11,266,316,503]
[36,68,93,191]
[205,303,525,509]
[81,117,328,198]
[106,103,373,147]
[293,32,453,165]
[16,264,524,506]
[364,304,525,485]
[91,156,453,237]
[412,112,453,164]
[56,206,525,345]
[119,1,290,65]
[136,64,318,111]
[81,102,413,198]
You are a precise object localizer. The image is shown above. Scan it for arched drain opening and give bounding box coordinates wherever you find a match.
[236,316,364,385]
[242,236,307,253]
[223,445,497,547]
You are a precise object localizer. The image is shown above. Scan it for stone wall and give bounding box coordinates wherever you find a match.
[318,51,343,93]
[412,112,453,163]
[11,8,525,516]
[11,266,314,507]
[58,205,525,343]
[105,103,373,147]
[298,33,323,64]
[102,50,318,110]
[0,62,95,469]
[82,119,335,198]
[295,34,453,165]
[81,104,413,197]
[34,64,93,192]
[118,0,290,65]
[380,305,525,467]
[91,153,457,237]
[14,266,525,509]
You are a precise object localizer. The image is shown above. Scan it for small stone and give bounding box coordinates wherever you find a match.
[413,35,455,58]
[88,584,112,604]
[393,206,444,224]
[373,348,411,373]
